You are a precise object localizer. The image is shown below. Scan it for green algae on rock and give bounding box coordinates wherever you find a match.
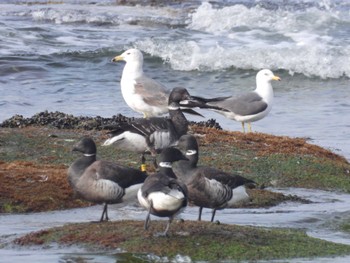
[14,220,350,261]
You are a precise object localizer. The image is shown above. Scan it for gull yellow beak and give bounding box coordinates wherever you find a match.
[111,55,124,62]
[272,75,281,81]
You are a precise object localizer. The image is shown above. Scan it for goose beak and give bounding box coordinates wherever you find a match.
[179,96,229,112]
[179,96,208,109]
[180,154,189,161]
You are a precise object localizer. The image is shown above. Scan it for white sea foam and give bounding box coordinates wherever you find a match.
[134,2,350,78]
[27,4,183,26]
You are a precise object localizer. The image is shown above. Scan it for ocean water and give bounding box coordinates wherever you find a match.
[0,0,349,160]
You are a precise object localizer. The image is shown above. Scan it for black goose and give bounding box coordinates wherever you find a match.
[137,147,188,236]
[173,134,255,222]
[68,137,148,222]
[102,87,222,167]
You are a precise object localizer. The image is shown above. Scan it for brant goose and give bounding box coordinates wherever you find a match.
[137,147,188,236]
[203,69,280,132]
[102,87,221,167]
[173,134,255,222]
[68,137,148,222]
[112,48,202,118]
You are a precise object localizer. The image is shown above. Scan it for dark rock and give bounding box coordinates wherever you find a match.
[1,111,222,130]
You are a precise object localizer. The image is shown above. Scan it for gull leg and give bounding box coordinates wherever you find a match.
[248,122,252,133]
[241,122,246,133]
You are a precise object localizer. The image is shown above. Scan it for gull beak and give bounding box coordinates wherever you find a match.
[272,75,281,81]
[111,55,124,63]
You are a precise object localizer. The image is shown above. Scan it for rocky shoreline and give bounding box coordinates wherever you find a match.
[1,112,350,261]
[0,111,222,130]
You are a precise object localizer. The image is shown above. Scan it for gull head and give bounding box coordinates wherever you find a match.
[111,48,144,63]
[257,69,281,83]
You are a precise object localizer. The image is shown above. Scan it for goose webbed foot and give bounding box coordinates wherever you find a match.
[154,218,172,237]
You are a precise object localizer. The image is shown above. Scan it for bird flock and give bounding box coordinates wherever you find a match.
[68,48,281,236]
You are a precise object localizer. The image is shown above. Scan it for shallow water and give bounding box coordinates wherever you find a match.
[1,0,350,262]
[0,0,349,160]
[1,188,350,262]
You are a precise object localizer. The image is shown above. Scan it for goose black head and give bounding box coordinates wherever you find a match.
[72,137,97,155]
[168,87,192,105]
[158,147,188,164]
[177,135,198,152]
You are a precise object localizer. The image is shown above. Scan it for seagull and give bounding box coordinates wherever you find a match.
[102,87,222,168]
[204,69,281,133]
[173,134,256,222]
[112,48,202,118]
[137,147,188,236]
[68,137,147,222]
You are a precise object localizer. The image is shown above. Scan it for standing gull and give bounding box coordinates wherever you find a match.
[68,137,147,222]
[205,69,281,132]
[112,48,168,118]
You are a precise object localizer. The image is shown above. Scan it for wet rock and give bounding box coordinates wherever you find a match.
[0,111,222,130]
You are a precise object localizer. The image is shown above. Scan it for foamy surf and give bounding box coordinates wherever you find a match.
[135,2,350,78]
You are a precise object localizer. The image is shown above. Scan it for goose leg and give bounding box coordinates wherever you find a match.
[145,138,157,170]
[150,149,158,170]
[140,154,147,172]
[152,156,158,170]
[198,207,203,221]
[211,208,217,222]
[162,217,173,237]
[141,154,146,164]
[144,200,152,230]
[100,203,109,222]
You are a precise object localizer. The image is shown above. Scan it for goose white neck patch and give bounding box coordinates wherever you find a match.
[159,162,172,168]
[168,105,180,111]
[186,150,197,156]
[84,153,96,157]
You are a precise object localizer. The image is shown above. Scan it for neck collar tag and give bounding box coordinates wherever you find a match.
[186,149,197,156]
[159,162,172,168]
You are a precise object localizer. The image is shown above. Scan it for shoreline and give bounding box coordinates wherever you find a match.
[1,112,350,261]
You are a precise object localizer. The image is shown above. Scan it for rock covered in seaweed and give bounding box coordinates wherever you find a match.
[0,111,131,130]
[0,111,222,130]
